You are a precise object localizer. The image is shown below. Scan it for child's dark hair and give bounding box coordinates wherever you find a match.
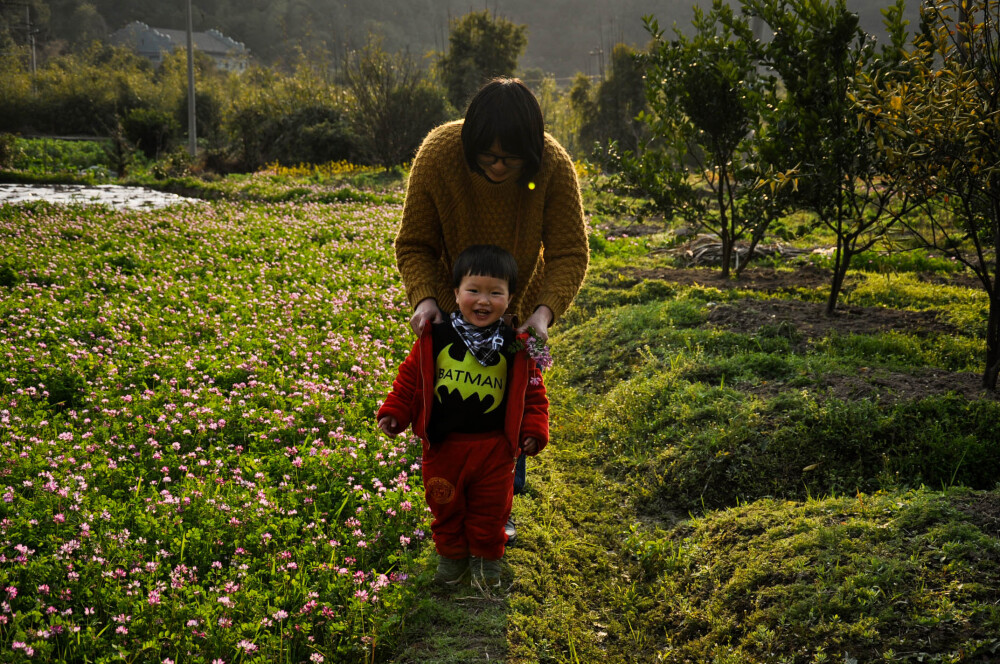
[452,244,518,294]
[461,77,544,187]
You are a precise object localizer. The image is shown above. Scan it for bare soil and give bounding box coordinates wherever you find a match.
[621,264,997,403]
[704,297,955,339]
[952,491,1000,537]
[625,263,836,292]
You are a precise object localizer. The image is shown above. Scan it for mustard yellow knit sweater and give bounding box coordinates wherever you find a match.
[396,120,589,324]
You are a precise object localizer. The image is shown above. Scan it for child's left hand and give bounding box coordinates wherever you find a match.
[378,415,401,436]
[521,437,539,455]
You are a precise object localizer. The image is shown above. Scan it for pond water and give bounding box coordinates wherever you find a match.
[0,183,201,209]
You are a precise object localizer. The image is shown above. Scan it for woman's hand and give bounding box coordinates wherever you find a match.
[520,437,539,455]
[410,298,444,335]
[517,305,554,341]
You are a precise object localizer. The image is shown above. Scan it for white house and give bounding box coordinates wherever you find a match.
[109,21,250,72]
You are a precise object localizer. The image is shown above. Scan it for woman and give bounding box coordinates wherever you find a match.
[394,77,590,541]
[396,77,589,341]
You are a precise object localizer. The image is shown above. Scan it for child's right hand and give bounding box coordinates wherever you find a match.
[378,415,401,436]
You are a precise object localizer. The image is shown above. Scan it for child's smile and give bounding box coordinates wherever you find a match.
[454,274,511,327]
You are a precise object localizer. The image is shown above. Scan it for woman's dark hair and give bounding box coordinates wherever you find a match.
[461,77,544,187]
[452,244,518,294]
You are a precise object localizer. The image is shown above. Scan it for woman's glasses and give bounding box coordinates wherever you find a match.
[476,152,525,169]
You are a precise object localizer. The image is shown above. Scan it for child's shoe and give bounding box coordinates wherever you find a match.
[504,518,517,546]
[470,556,502,590]
[434,556,469,585]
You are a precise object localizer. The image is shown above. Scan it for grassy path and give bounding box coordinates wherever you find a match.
[503,407,655,664]
[386,247,1000,663]
[389,374,663,664]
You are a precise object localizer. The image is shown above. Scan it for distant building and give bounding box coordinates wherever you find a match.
[109,21,249,72]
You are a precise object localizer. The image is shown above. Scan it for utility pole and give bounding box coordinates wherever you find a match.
[589,46,605,82]
[26,5,36,77]
[186,0,197,157]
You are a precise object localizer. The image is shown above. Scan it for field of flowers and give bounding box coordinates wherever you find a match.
[0,199,426,663]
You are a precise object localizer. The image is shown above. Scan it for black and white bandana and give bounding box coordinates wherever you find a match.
[450,311,506,366]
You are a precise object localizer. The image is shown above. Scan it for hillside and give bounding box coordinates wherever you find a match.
[12,0,922,79]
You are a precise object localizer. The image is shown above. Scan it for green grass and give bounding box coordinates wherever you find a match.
[619,488,1000,662]
[490,207,1000,663]
[1,136,408,205]
[4,165,999,663]
[2,136,116,175]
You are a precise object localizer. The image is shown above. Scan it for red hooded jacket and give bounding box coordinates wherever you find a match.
[377,323,549,456]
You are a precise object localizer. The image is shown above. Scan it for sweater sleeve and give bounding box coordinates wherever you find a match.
[536,141,589,323]
[395,129,455,311]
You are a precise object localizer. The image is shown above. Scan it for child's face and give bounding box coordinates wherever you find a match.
[454,273,511,328]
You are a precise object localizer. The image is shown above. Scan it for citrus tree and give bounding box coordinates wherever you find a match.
[572,43,649,159]
[745,0,918,313]
[617,1,777,278]
[854,0,1000,388]
[436,10,527,111]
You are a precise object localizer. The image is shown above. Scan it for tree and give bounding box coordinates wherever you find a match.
[67,3,108,48]
[576,43,648,159]
[744,0,918,313]
[524,68,578,154]
[343,33,449,167]
[224,59,359,170]
[121,107,178,158]
[0,1,50,46]
[436,10,527,111]
[616,2,777,278]
[21,43,154,135]
[568,72,596,150]
[855,0,1000,388]
[0,46,32,132]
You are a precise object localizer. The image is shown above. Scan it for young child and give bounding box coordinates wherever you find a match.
[377,244,549,588]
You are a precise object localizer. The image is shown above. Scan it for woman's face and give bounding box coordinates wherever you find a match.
[476,139,525,184]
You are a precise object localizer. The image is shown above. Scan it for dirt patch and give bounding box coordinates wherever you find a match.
[914,271,985,290]
[621,264,998,403]
[716,301,997,402]
[601,222,667,238]
[624,264,836,292]
[704,298,956,339]
[701,295,991,404]
[748,366,994,403]
[622,263,982,293]
[952,492,1000,537]
[622,264,959,339]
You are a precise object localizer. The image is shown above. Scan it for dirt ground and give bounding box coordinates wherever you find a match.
[621,264,997,403]
[953,491,1000,537]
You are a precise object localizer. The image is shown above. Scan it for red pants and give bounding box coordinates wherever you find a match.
[422,431,517,560]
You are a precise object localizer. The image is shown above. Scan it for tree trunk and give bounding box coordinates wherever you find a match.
[826,243,851,316]
[718,170,732,278]
[984,289,1000,389]
[984,215,1000,390]
[736,232,764,277]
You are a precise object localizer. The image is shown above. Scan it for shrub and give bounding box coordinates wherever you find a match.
[621,489,1000,662]
[574,365,1000,512]
[122,107,180,159]
[271,105,359,166]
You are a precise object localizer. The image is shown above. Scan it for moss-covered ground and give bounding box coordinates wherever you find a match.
[386,211,1000,663]
[6,156,997,662]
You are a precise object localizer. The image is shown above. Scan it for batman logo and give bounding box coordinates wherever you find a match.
[434,344,506,413]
